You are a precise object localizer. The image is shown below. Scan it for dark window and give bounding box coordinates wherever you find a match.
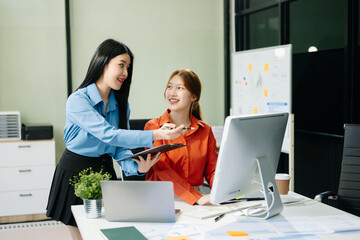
[292,49,345,135]
[249,7,279,49]
[248,0,270,8]
[290,0,345,54]
[289,0,346,134]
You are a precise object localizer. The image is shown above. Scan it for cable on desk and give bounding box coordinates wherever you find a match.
[245,190,275,217]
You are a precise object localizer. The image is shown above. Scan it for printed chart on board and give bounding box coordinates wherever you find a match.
[231,44,292,153]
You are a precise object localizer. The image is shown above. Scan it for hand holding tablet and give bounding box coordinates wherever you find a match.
[115,143,187,162]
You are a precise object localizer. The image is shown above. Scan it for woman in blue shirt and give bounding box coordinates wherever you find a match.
[46,39,183,231]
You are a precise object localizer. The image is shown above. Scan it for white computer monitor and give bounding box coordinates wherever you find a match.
[210,112,289,219]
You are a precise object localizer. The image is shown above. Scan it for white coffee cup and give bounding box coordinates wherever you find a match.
[275,173,290,195]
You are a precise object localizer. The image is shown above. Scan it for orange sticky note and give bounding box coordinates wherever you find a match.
[264,88,268,97]
[264,63,269,71]
[226,231,248,236]
[248,63,252,71]
[166,235,189,240]
[253,106,258,114]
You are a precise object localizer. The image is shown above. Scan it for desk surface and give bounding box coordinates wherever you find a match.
[72,192,360,240]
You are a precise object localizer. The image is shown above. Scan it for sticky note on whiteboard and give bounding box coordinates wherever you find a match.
[248,63,252,71]
[264,63,269,71]
[264,88,268,97]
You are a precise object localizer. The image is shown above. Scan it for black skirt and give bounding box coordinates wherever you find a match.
[46,148,117,226]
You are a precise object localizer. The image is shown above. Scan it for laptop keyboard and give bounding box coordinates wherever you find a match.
[185,201,263,220]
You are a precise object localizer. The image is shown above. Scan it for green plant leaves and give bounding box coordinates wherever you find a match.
[69,167,112,199]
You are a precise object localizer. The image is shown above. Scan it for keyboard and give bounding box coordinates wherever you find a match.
[185,201,263,220]
[280,195,305,204]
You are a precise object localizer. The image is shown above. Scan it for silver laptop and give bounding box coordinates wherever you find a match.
[101,181,176,222]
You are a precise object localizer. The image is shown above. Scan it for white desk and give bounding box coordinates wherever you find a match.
[72,192,360,240]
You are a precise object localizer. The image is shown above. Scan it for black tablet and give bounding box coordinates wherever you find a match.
[115,143,187,161]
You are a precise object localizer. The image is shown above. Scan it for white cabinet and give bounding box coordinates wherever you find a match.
[0,140,55,216]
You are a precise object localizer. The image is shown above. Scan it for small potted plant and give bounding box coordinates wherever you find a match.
[70,167,112,218]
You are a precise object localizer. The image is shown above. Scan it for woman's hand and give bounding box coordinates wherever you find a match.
[159,123,177,130]
[152,124,184,140]
[196,194,212,205]
[132,152,161,173]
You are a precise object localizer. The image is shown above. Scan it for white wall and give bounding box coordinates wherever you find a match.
[70,0,225,125]
[0,0,67,161]
[0,0,224,162]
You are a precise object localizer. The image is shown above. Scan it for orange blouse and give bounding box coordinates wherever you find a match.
[144,110,218,205]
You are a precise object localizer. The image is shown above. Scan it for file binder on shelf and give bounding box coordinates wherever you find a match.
[0,111,21,141]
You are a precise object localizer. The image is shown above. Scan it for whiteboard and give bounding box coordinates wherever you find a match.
[231,44,292,153]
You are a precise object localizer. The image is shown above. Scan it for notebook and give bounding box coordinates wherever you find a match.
[101,181,176,222]
[99,226,147,240]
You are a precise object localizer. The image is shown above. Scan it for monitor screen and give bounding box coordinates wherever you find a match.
[210,112,288,218]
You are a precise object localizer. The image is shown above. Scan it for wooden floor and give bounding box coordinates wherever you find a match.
[0,213,50,224]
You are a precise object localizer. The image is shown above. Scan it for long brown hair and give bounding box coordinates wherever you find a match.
[165,69,203,120]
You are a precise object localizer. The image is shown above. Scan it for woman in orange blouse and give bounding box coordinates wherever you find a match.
[144,69,218,205]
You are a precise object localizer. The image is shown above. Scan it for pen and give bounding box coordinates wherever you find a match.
[214,213,225,222]
[236,195,245,200]
[161,126,195,130]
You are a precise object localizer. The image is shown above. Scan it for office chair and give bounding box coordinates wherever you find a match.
[121,119,151,181]
[129,119,151,132]
[314,124,360,216]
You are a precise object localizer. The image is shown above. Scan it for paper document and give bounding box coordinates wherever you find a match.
[205,220,275,239]
[138,222,202,240]
[259,234,325,240]
[312,215,360,232]
[268,217,333,235]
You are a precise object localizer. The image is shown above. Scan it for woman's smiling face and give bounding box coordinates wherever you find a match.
[165,75,196,113]
[102,53,131,90]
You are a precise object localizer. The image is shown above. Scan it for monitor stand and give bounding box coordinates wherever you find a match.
[247,156,283,219]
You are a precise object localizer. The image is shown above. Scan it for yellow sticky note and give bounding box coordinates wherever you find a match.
[248,63,252,71]
[264,88,268,97]
[264,63,269,71]
[253,106,258,114]
[166,235,189,240]
[226,231,248,236]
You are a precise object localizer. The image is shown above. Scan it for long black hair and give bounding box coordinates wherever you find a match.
[77,39,134,129]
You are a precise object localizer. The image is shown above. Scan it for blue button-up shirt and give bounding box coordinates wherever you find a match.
[64,83,153,176]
